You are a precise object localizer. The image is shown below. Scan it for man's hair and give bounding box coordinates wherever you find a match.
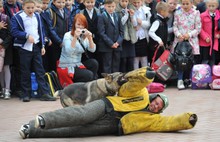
[156,1,168,13]
[23,0,36,5]
[104,0,115,4]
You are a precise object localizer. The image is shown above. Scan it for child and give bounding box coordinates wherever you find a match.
[199,0,220,66]
[167,0,178,49]
[64,0,79,30]
[10,0,56,102]
[97,0,123,73]
[115,0,136,72]
[172,0,201,90]
[3,0,22,19]
[149,1,169,62]
[46,0,69,72]
[131,0,151,69]
[0,0,13,99]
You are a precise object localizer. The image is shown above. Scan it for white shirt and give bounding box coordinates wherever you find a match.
[86,8,94,19]
[149,14,164,44]
[59,9,64,18]
[20,12,39,51]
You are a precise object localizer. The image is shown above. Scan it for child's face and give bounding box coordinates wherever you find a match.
[83,0,95,11]
[65,0,74,8]
[75,19,85,29]
[0,3,3,13]
[35,2,42,13]
[132,0,143,9]
[104,2,116,14]
[167,0,177,12]
[53,0,66,10]
[206,0,219,13]
[181,0,193,12]
[7,0,16,5]
[42,0,50,10]
[160,9,169,18]
[23,2,35,17]
[119,0,129,9]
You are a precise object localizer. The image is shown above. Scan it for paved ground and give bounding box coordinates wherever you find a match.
[0,87,220,142]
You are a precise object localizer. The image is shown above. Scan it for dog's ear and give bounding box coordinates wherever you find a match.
[101,73,113,82]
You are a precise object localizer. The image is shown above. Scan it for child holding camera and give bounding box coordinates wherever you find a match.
[57,13,98,83]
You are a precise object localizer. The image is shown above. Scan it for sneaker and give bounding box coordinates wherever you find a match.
[19,124,30,139]
[35,115,45,129]
[0,88,5,98]
[4,89,11,100]
[40,94,56,101]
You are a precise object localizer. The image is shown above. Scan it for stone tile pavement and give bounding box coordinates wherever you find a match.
[0,87,220,142]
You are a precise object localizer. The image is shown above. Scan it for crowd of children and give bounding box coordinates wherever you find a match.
[0,0,220,101]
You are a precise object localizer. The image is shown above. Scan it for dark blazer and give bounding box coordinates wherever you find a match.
[46,3,69,46]
[97,10,124,52]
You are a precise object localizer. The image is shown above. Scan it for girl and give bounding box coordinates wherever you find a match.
[199,0,220,66]
[172,0,201,90]
[57,14,98,86]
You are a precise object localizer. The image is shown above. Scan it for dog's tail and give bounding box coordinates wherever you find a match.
[60,92,78,108]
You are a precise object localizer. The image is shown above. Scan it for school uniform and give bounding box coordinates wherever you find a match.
[97,10,124,73]
[46,3,69,72]
[11,11,55,101]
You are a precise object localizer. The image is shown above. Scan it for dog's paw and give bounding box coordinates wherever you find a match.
[189,114,198,127]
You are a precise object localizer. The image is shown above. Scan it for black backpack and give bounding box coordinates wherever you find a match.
[174,41,194,71]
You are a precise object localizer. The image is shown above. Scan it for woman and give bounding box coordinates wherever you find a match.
[172,0,201,90]
[57,13,98,86]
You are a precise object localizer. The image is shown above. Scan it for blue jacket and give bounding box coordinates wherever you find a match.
[10,11,45,49]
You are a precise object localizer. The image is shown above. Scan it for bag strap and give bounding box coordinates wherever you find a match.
[45,73,55,95]
[151,45,165,65]
[77,38,90,59]
[49,8,56,28]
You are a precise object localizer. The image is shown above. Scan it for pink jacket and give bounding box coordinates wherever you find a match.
[199,10,220,55]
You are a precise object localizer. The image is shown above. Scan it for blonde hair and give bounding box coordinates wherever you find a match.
[156,1,169,13]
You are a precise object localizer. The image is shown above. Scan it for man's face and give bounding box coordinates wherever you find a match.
[83,0,95,11]
[104,2,116,14]
[42,0,50,10]
[23,2,35,17]
[53,0,66,10]
[149,96,164,113]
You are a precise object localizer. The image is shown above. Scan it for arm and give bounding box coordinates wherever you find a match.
[173,11,182,38]
[2,17,12,49]
[120,112,197,135]
[116,14,124,45]
[141,10,151,29]
[10,15,27,40]
[149,20,162,44]
[188,11,201,38]
[199,15,210,41]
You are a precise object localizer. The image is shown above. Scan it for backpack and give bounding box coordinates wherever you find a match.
[174,40,194,71]
[210,65,220,89]
[191,64,212,89]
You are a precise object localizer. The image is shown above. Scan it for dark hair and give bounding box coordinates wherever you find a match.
[70,14,88,36]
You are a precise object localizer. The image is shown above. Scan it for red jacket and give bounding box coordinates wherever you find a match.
[199,10,220,55]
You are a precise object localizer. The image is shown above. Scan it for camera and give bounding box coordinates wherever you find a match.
[81,30,85,34]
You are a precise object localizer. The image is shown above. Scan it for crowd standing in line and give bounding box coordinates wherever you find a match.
[0,0,220,101]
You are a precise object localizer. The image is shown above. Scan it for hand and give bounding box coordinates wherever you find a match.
[177,34,184,42]
[137,18,142,25]
[75,28,83,38]
[0,21,7,30]
[41,47,46,55]
[48,40,52,46]
[158,41,164,47]
[183,33,190,40]
[28,35,35,43]
[205,38,210,43]
[84,29,92,38]
[215,34,220,39]
[128,9,134,17]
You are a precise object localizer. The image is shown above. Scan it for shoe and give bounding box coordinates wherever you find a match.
[40,94,56,101]
[4,88,11,100]
[177,80,185,90]
[0,88,5,98]
[23,96,30,102]
[19,124,29,139]
[35,115,45,129]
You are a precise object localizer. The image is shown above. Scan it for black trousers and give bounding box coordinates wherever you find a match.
[73,59,99,82]
[18,44,49,98]
[101,51,121,73]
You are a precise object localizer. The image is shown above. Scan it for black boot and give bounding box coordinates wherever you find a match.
[40,94,56,101]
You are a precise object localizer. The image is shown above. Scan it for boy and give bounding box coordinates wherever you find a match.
[97,0,123,73]
[10,0,56,102]
[64,0,79,30]
[45,0,69,72]
[149,1,169,61]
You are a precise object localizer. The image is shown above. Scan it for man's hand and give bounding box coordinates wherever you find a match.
[28,35,35,43]
[41,47,46,55]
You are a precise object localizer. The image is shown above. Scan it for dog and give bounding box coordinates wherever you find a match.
[55,72,127,107]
